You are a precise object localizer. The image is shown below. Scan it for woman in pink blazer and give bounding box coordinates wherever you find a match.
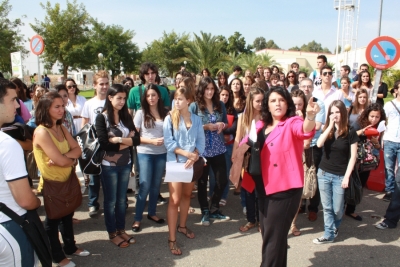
[252,87,319,266]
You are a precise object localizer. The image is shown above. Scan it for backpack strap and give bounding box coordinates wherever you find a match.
[390,100,400,115]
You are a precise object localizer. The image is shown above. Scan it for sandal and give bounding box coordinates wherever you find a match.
[117,229,136,244]
[290,225,301,236]
[109,232,129,248]
[239,222,256,232]
[168,240,182,255]
[219,199,227,206]
[177,225,195,239]
[188,207,195,214]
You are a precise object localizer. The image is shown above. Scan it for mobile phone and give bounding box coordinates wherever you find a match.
[312,97,318,102]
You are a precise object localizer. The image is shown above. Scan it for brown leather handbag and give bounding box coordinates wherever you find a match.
[42,168,82,219]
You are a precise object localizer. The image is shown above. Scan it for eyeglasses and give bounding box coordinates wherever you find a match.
[300,85,313,89]
[322,72,333,76]
[288,76,295,78]
[67,85,77,89]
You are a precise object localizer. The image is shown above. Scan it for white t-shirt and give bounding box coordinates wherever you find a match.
[312,85,344,110]
[67,95,87,133]
[0,132,28,223]
[134,110,167,155]
[227,74,236,85]
[383,100,400,143]
[81,97,106,124]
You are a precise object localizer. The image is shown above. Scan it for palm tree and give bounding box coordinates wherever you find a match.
[184,31,227,75]
[218,52,241,74]
[238,53,259,73]
[258,53,279,68]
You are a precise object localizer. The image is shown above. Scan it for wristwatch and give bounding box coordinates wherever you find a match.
[118,137,122,143]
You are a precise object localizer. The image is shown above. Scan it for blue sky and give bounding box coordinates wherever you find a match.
[8,0,400,73]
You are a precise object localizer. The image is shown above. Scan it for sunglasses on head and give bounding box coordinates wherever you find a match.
[67,85,77,89]
[322,72,333,76]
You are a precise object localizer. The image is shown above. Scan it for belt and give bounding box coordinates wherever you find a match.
[73,116,82,119]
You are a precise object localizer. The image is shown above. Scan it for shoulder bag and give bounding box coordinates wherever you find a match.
[302,148,317,199]
[345,129,363,205]
[0,203,52,267]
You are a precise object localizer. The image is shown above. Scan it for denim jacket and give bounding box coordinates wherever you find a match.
[163,114,205,163]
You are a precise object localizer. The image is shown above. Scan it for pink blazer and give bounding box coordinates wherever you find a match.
[241,117,315,195]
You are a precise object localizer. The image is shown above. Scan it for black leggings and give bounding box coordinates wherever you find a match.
[197,153,227,212]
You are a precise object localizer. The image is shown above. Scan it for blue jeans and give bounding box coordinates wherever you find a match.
[134,153,166,221]
[88,174,101,209]
[383,168,400,228]
[101,164,131,233]
[208,144,233,200]
[318,169,345,240]
[383,140,400,193]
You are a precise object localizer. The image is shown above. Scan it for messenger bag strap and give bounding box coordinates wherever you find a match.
[0,202,26,226]
[390,100,400,115]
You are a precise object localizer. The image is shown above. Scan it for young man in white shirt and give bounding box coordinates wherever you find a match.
[227,65,243,84]
[81,70,110,217]
[309,55,327,87]
[0,78,41,266]
[376,81,400,229]
[312,66,344,109]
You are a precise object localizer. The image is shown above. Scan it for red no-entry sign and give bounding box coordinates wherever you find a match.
[30,35,45,56]
[365,36,400,70]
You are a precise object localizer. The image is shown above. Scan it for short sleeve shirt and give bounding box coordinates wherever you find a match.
[81,97,106,124]
[319,128,359,176]
[0,132,28,223]
[127,84,170,111]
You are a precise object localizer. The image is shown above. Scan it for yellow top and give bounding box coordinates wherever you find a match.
[33,125,71,182]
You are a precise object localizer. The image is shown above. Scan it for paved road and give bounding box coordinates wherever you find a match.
[36,169,400,267]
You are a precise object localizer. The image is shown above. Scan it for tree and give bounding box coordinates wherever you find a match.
[184,31,227,75]
[227,32,251,56]
[299,40,332,54]
[142,31,189,76]
[288,46,301,51]
[265,39,280,49]
[30,0,92,78]
[0,0,28,72]
[253,37,267,51]
[333,45,342,54]
[89,19,140,80]
[258,53,279,68]
[215,35,229,54]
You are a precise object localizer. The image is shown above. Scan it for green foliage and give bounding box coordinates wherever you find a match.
[227,32,252,56]
[184,31,228,75]
[30,0,92,78]
[295,40,332,54]
[89,19,140,79]
[0,0,28,72]
[326,61,335,73]
[382,69,400,89]
[220,53,279,75]
[253,37,267,51]
[299,66,310,76]
[333,45,342,54]
[141,31,189,76]
[288,46,300,51]
[265,40,280,49]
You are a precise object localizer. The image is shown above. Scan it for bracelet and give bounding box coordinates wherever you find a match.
[306,116,315,121]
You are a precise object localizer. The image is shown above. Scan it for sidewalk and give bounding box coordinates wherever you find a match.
[36,168,400,267]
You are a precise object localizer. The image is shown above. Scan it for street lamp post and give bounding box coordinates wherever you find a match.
[98,53,104,70]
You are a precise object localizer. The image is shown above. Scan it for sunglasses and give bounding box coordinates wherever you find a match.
[322,72,333,76]
[288,76,295,78]
[67,85,77,89]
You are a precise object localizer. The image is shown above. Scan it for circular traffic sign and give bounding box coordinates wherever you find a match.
[366,36,400,70]
[30,35,45,56]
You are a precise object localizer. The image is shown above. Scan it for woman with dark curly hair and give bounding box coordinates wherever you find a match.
[231,87,319,265]
[194,77,229,226]
[345,103,386,220]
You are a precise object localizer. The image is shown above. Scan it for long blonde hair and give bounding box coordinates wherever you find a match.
[238,87,264,140]
[171,87,192,130]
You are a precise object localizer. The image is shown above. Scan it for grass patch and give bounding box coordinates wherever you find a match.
[79,90,95,99]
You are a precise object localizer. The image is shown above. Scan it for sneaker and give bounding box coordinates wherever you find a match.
[375,222,389,230]
[334,229,339,238]
[313,237,333,244]
[201,210,210,226]
[382,192,392,202]
[210,210,230,220]
[243,207,247,216]
[88,206,98,217]
[157,194,167,205]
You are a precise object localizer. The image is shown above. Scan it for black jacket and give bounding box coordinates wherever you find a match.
[95,113,140,168]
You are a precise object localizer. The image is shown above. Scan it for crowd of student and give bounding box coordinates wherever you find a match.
[0,56,400,267]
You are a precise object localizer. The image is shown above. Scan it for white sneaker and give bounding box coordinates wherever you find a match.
[243,207,247,216]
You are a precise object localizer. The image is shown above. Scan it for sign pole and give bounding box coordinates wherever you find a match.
[371,70,382,104]
[37,55,40,85]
